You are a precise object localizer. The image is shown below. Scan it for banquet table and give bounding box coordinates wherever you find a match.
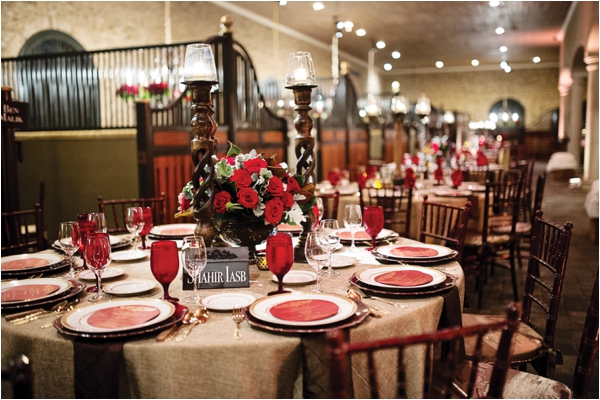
[1,235,465,399]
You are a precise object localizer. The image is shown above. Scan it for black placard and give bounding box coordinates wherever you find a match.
[1,100,28,129]
[182,247,249,290]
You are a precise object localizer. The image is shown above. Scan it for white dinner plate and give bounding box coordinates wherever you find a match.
[1,253,64,272]
[330,256,356,268]
[375,243,454,260]
[201,292,257,311]
[112,250,148,262]
[431,189,472,197]
[77,268,124,281]
[272,270,317,285]
[460,182,486,192]
[1,278,73,305]
[249,292,357,327]
[149,224,196,237]
[356,265,446,290]
[61,299,175,333]
[103,280,156,296]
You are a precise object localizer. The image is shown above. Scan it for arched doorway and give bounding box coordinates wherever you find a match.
[488,98,525,143]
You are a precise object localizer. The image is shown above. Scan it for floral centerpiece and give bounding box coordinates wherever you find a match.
[176,143,316,248]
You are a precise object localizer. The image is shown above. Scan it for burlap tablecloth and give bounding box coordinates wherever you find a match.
[1,237,464,398]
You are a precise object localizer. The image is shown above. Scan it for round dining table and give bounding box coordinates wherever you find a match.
[1,234,465,399]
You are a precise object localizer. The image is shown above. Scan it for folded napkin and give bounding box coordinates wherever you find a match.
[476,151,489,166]
[404,168,416,188]
[451,169,463,188]
[434,166,444,183]
[74,339,125,398]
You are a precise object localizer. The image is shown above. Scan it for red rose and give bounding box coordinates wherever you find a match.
[219,155,235,165]
[267,176,284,196]
[286,177,301,193]
[264,198,284,225]
[237,187,259,209]
[404,168,416,188]
[243,158,267,174]
[213,191,231,214]
[231,169,252,188]
[281,191,295,208]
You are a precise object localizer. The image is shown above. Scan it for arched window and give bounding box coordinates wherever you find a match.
[19,30,85,56]
[488,98,525,130]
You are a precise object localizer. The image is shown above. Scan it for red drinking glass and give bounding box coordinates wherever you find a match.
[140,207,153,250]
[83,232,112,302]
[266,232,294,296]
[363,206,384,251]
[150,241,180,303]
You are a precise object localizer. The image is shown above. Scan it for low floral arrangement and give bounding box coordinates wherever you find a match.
[116,84,140,100]
[176,142,316,227]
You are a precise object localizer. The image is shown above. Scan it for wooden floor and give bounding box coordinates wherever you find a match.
[462,161,599,397]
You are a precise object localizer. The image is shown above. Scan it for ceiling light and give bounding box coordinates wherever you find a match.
[436,61,444,68]
[313,2,324,11]
[392,51,401,59]
[356,28,366,37]
[471,59,480,66]
[500,61,508,69]
[504,66,512,73]
[533,56,541,63]
[335,31,343,38]
[499,46,508,53]
[336,21,344,30]
[489,1,500,7]
[376,41,386,49]
[279,1,287,6]
[344,21,354,32]
[383,63,393,71]
[391,81,401,92]
[495,27,505,34]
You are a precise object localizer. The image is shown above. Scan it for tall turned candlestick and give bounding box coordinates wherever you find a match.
[185,80,219,245]
[288,84,317,263]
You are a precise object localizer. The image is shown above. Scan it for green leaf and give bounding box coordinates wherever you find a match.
[226,141,242,158]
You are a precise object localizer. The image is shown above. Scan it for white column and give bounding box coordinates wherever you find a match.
[584,53,599,182]
[567,75,586,163]
[558,84,571,147]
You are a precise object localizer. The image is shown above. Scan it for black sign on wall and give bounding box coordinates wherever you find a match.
[1,100,29,129]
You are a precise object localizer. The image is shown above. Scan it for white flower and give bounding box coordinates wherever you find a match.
[285,203,306,225]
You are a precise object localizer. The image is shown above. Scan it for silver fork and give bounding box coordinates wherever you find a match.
[232,305,245,340]
[350,283,407,309]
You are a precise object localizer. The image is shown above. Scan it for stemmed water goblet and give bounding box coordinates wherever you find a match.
[83,232,112,302]
[363,206,384,251]
[58,221,80,278]
[318,219,341,277]
[343,204,363,252]
[305,230,329,293]
[266,232,294,296]
[125,207,144,250]
[86,212,107,233]
[140,207,153,250]
[150,241,180,303]
[181,236,208,304]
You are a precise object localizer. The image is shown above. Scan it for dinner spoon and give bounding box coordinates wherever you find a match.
[175,307,208,341]
[162,312,192,342]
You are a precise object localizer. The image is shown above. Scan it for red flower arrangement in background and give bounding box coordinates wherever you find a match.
[116,84,140,100]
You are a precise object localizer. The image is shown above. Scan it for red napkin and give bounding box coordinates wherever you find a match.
[404,168,416,188]
[339,230,371,240]
[160,227,193,235]
[476,151,489,166]
[374,270,434,286]
[451,169,463,188]
[327,170,340,186]
[269,299,339,322]
[2,258,51,271]
[1,284,60,302]
[312,205,320,228]
[86,305,161,329]
[390,246,439,258]
[434,166,444,183]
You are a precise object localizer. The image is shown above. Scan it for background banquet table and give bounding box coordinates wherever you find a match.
[1,236,464,398]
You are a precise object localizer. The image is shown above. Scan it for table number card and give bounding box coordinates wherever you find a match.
[182,247,250,290]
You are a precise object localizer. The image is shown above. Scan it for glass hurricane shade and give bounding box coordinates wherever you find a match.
[286,52,316,86]
[391,95,409,114]
[415,94,431,116]
[182,44,217,81]
[443,110,456,124]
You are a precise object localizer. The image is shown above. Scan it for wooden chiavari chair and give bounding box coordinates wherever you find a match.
[359,186,413,238]
[1,204,45,256]
[97,193,167,234]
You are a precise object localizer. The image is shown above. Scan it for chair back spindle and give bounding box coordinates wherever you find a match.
[97,193,167,234]
[1,204,45,256]
[360,186,413,238]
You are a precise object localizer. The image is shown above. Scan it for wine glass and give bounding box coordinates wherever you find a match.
[266,232,294,296]
[305,231,329,293]
[343,204,363,252]
[150,241,180,303]
[87,212,108,233]
[83,232,112,302]
[58,221,80,278]
[125,207,144,250]
[363,206,384,251]
[181,236,207,304]
[318,219,341,277]
[72,220,97,270]
[140,207,153,250]
[313,197,324,229]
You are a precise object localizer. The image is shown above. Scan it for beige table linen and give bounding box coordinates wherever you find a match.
[2,236,464,399]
